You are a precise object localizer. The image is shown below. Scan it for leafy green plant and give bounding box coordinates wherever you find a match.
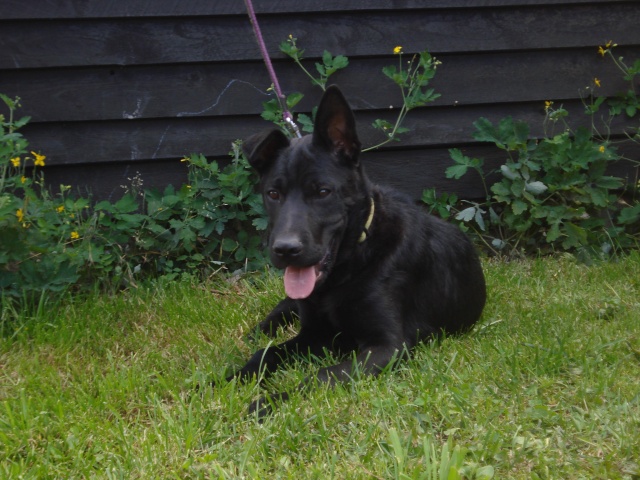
[261,35,351,134]
[139,142,267,276]
[84,142,268,286]
[279,35,350,92]
[1,95,267,299]
[265,38,441,148]
[0,94,90,296]
[369,47,441,151]
[423,44,639,258]
[598,41,640,120]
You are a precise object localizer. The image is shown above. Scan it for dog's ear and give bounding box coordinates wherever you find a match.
[312,85,361,164]
[243,129,290,174]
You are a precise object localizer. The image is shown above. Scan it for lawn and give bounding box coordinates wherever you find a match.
[1,253,639,479]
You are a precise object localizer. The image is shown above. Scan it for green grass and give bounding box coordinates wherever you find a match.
[1,253,639,479]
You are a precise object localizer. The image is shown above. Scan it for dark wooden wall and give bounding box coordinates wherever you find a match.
[1,0,639,201]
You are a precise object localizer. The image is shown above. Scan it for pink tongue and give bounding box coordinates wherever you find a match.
[284,265,317,299]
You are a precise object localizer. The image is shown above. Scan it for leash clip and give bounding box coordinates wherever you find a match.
[283,111,302,139]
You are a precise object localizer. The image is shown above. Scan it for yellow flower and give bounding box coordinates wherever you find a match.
[393,46,403,55]
[594,77,601,88]
[20,176,27,184]
[10,157,20,167]
[544,100,553,112]
[599,40,617,57]
[56,205,65,213]
[16,209,24,223]
[599,145,606,153]
[70,231,79,240]
[31,151,46,167]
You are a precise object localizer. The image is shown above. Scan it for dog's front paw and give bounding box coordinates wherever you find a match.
[248,392,290,420]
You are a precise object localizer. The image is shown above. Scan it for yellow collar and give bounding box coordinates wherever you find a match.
[357,198,375,243]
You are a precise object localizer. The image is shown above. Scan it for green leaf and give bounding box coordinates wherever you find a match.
[549,107,569,121]
[12,116,31,129]
[456,206,476,223]
[446,164,469,179]
[221,237,237,252]
[490,181,511,199]
[513,120,530,144]
[500,164,519,180]
[585,186,608,207]
[595,175,622,189]
[252,217,269,230]
[286,92,304,109]
[332,55,349,70]
[512,199,527,215]
[474,208,486,231]
[618,204,640,224]
[322,50,332,67]
[421,188,437,205]
[472,117,498,144]
[382,65,397,81]
[297,113,315,133]
[525,181,548,195]
[509,178,525,197]
[448,148,483,177]
[491,238,506,250]
[114,194,140,213]
[372,118,394,132]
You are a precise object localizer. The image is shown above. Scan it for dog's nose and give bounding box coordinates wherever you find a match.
[272,237,303,258]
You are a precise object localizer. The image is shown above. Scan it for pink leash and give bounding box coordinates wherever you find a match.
[244,0,302,138]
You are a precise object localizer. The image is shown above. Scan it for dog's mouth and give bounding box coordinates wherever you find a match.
[283,244,335,300]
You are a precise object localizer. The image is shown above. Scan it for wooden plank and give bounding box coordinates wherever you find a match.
[41,160,190,203]
[2,4,639,69]
[3,47,635,123]
[21,116,265,167]
[21,97,639,169]
[0,0,627,19]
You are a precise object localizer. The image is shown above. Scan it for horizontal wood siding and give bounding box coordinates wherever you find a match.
[1,0,639,200]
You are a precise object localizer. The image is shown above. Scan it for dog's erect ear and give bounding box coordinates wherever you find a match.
[243,129,290,174]
[312,85,361,164]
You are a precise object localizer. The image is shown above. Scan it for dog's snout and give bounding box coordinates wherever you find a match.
[272,237,303,258]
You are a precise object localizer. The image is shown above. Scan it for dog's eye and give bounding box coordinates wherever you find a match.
[318,188,331,198]
[267,190,280,201]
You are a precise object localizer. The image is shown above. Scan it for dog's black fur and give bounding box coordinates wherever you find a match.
[228,85,486,415]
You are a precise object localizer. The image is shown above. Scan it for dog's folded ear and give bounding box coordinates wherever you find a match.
[313,85,361,164]
[243,129,290,174]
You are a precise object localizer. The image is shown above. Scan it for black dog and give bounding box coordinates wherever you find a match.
[229,85,486,415]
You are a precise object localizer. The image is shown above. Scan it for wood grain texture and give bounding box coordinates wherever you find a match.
[2,48,635,123]
[1,0,633,19]
[2,5,639,69]
[20,99,638,166]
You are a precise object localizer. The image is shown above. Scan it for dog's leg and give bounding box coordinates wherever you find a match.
[256,297,298,336]
[248,343,402,418]
[316,344,403,383]
[230,327,336,383]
